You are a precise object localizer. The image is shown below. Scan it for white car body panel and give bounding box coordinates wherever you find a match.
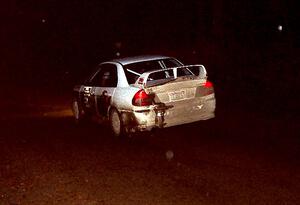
[72,55,216,134]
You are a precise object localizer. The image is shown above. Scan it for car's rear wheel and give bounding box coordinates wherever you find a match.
[109,108,126,138]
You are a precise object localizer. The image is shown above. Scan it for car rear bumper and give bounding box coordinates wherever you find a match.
[121,94,216,133]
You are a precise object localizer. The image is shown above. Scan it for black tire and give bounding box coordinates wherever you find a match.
[109,108,126,138]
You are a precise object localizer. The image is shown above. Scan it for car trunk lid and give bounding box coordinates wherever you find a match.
[134,65,215,127]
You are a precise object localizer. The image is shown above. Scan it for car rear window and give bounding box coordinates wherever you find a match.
[124,58,181,84]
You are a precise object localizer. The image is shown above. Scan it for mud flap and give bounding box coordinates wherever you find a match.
[154,103,173,128]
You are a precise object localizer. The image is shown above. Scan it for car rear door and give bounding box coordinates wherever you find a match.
[91,63,118,117]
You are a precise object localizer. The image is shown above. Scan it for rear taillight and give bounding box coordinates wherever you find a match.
[199,80,214,95]
[132,90,154,106]
[204,80,213,88]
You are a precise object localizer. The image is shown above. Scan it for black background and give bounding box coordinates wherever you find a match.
[1,0,299,117]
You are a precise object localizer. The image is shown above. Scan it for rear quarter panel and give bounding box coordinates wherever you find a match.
[112,63,140,111]
[112,86,140,111]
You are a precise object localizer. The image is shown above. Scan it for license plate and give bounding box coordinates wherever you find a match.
[169,90,186,101]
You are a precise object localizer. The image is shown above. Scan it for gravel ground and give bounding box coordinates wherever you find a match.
[0,89,299,205]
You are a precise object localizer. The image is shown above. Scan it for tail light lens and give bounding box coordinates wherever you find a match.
[132,90,154,106]
[204,80,213,88]
[197,80,214,96]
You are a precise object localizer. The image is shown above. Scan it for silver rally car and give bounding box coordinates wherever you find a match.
[72,55,216,137]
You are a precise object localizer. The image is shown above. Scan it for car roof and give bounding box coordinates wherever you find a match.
[110,55,172,65]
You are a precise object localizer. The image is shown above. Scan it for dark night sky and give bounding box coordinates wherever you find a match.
[1,0,299,88]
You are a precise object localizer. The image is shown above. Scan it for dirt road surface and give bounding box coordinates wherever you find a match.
[0,89,299,205]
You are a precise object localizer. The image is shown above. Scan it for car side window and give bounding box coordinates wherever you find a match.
[90,64,118,87]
